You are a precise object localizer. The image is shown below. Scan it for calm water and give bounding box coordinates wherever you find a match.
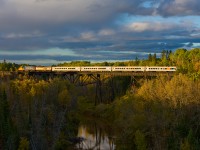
[76,123,115,150]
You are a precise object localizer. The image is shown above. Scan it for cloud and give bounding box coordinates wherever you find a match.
[126,22,174,32]
[98,29,115,36]
[0,0,199,31]
[156,0,200,16]
[3,31,44,39]
[0,0,199,33]
[80,32,97,41]
[125,21,194,32]
[0,0,116,29]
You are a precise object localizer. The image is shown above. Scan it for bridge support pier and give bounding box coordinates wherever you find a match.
[91,74,102,105]
[108,77,115,102]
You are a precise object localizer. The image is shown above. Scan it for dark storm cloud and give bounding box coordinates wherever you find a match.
[0,53,146,62]
[68,40,186,55]
[1,0,198,33]
[1,0,200,28]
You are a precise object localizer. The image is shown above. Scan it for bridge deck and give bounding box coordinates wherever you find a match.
[0,71,176,77]
[25,71,175,77]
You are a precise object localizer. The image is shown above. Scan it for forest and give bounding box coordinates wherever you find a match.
[0,48,200,149]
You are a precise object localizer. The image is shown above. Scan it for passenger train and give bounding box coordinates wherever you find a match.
[18,66,177,72]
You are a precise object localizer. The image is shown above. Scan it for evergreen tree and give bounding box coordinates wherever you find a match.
[148,54,152,62]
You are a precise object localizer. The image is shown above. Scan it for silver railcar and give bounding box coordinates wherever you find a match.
[80,66,112,72]
[112,66,145,71]
[52,67,81,72]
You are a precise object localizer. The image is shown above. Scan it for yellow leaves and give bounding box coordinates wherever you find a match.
[136,74,200,108]
[165,74,200,107]
[30,87,36,97]
[194,62,200,72]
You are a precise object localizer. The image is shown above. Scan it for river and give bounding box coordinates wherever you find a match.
[75,122,115,150]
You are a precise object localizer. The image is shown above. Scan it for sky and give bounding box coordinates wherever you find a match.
[0,0,200,65]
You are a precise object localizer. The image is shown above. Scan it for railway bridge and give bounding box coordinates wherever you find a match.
[1,71,176,105]
[23,71,175,84]
[26,71,176,104]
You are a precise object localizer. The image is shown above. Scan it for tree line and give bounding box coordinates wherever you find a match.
[1,48,200,74]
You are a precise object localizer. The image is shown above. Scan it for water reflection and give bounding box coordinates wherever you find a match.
[76,125,115,150]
